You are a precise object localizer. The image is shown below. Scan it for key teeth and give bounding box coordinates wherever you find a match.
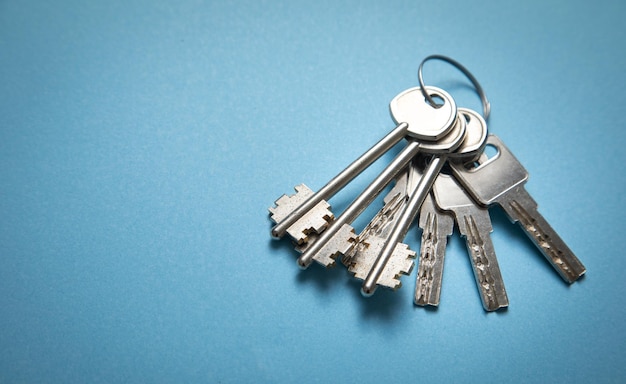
[268,184,314,223]
[311,224,358,268]
[381,243,416,289]
[347,237,416,290]
[268,184,334,245]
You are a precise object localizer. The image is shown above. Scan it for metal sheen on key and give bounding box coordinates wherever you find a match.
[361,103,477,296]
[296,87,459,270]
[268,55,586,311]
[450,135,586,283]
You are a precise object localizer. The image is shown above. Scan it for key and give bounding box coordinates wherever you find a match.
[343,167,416,290]
[450,135,586,283]
[296,86,461,269]
[361,105,493,296]
[414,189,454,306]
[433,173,509,311]
[361,111,468,295]
[272,84,461,241]
[413,108,487,306]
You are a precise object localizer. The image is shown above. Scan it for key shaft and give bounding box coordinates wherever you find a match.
[362,154,447,296]
[271,123,408,239]
[345,187,416,290]
[297,140,421,268]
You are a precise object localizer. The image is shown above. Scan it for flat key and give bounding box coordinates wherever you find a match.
[450,134,586,283]
[297,87,459,269]
[433,173,509,311]
[413,108,487,306]
[415,189,454,306]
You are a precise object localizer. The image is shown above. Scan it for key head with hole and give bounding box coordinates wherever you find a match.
[450,134,529,206]
[389,86,457,141]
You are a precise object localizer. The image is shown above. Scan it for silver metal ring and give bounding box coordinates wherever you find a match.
[418,54,491,120]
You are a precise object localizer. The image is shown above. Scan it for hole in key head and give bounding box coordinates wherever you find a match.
[483,143,499,160]
[427,94,445,109]
[464,143,500,170]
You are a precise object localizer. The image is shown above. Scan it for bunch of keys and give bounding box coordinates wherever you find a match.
[268,55,586,311]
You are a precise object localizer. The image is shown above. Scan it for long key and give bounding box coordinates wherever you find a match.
[413,108,487,306]
[272,85,458,240]
[297,86,460,269]
[271,122,408,239]
[361,113,467,295]
[433,173,509,311]
[415,189,453,306]
[450,135,586,283]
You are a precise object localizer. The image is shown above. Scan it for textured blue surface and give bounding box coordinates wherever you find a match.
[1,1,625,383]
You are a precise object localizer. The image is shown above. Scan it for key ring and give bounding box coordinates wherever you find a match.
[418,54,491,120]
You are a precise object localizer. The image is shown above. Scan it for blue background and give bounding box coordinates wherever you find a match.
[1,1,625,383]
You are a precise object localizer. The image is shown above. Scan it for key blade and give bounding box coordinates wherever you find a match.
[500,186,586,283]
[433,174,508,311]
[456,209,509,311]
[415,193,453,307]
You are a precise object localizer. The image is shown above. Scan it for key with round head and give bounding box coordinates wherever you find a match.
[296,87,460,269]
[450,135,586,283]
[360,111,468,296]
[271,86,458,241]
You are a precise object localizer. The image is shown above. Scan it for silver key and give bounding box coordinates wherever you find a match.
[433,173,509,311]
[343,167,415,290]
[413,108,488,306]
[271,122,408,240]
[361,105,496,296]
[297,87,461,269]
[414,189,453,306]
[360,112,467,295]
[271,85,458,241]
[450,135,586,283]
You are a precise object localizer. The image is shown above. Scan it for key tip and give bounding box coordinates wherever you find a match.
[296,256,311,270]
[360,284,377,297]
